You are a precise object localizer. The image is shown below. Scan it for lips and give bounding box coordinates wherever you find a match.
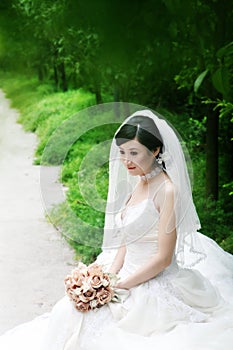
[127,166,136,170]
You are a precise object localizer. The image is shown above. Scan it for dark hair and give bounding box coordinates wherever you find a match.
[115,115,163,153]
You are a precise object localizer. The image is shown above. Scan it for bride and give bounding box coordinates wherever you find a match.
[1,109,233,349]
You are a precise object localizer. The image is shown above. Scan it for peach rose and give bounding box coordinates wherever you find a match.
[72,295,80,304]
[66,289,75,300]
[73,263,88,277]
[75,301,91,313]
[88,262,100,270]
[73,274,85,287]
[88,275,103,289]
[79,288,97,303]
[102,274,110,287]
[96,287,114,305]
[88,264,104,278]
[64,275,73,287]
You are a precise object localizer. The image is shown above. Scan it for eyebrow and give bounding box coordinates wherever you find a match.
[119,147,139,150]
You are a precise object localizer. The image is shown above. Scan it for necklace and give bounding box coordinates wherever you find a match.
[140,167,162,181]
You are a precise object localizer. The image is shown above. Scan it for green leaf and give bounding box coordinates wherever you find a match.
[212,67,231,98]
[216,42,233,59]
[194,69,208,94]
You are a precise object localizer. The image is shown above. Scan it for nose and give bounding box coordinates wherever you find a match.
[124,158,133,165]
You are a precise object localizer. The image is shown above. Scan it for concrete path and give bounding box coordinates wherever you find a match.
[0,90,75,334]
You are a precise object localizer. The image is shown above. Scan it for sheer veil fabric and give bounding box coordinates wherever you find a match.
[102,109,206,267]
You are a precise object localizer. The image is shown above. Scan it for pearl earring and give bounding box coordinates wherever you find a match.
[156,153,163,165]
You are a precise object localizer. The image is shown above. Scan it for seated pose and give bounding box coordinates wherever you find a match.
[1,110,233,349]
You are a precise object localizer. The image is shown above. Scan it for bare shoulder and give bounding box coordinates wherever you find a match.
[158,172,175,194]
[163,178,175,195]
[153,173,175,210]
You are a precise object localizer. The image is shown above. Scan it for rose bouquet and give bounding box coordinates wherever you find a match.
[64,262,119,312]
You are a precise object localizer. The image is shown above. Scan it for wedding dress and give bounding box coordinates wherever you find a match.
[1,195,233,350]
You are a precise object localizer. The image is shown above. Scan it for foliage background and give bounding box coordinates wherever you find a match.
[0,0,232,262]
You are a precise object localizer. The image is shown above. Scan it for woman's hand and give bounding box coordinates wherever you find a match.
[115,280,129,290]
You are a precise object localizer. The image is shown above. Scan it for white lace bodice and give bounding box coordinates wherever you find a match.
[115,198,176,276]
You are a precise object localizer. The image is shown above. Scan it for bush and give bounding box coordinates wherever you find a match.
[49,203,102,264]
[1,73,232,261]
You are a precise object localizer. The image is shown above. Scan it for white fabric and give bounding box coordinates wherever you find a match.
[0,200,233,349]
[102,109,206,268]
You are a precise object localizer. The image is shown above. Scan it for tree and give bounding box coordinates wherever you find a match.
[164,0,233,200]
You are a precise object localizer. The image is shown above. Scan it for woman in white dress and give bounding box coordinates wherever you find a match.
[1,109,233,349]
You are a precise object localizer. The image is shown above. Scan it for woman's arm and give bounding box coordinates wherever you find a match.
[108,244,126,274]
[116,182,177,290]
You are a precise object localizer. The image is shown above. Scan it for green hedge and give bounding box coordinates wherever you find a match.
[0,73,232,263]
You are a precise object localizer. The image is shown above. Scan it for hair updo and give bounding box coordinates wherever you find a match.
[114,115,163,153]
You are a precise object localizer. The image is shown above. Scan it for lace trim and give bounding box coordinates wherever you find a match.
[145,271,207,324]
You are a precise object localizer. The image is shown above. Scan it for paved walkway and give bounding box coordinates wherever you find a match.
[0,90,75,334]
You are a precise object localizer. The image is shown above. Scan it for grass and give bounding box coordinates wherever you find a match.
[0,71,232,263]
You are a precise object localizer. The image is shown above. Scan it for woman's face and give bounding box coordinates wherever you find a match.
[119,139,159,176]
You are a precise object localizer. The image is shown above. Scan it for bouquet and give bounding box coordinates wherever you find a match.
[64,262,119,312]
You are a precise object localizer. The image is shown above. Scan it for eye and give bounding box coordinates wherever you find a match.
[130,151,138,156]
[119,150,125,154]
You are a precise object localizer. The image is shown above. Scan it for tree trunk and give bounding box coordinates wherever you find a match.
[59,61,68,92]
[53,63,59,91]
[206,107,219,200]
[38,64,44,82]
[94,84,103,104]
[113,83,120,120]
